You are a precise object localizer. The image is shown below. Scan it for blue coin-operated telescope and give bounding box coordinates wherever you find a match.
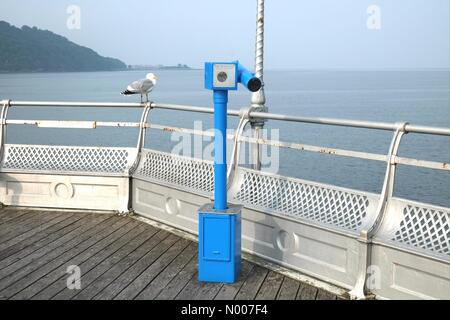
[199,61,262,283]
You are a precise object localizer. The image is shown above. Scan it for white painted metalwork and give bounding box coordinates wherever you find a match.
[5,119,142,128]
[350,122,408,299]
[227,114,250,185]
[374,197,450,259]
[0,172,130,213]
[132,177,364,291]
[367,197,450,299]
[35,120,97,129]
[3,120,448,173]
[134,149,380,233]
[252,0,265,107]
[393,156,449,171]
[250,0,268,171]
[372,123,408,234]
[134,149,215,195]
[1,144,137,176]
[232,168,379,233]
[129,103,153,174]
[6,100,450,136]
[0,100,11,161]
[0,99,449,299]
[393,203,449,256]
[146,122,448,171]
[132,148,449,299]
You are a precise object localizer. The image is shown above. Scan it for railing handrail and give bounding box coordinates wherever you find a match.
[3,99,449,172]
[3,120,449,172]
[4,100,450,136]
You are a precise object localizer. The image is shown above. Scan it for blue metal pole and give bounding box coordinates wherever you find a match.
[213,90,228,210]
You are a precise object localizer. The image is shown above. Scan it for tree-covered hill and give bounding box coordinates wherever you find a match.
[0,21,127,72]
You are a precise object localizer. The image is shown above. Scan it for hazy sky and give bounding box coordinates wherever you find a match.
[0,0,448,69]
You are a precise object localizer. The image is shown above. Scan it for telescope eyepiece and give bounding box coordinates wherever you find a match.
[247,77,262,92]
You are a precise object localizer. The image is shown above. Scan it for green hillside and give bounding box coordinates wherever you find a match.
[0,21,127,72]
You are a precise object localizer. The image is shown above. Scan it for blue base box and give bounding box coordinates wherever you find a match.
[198,203,242,283]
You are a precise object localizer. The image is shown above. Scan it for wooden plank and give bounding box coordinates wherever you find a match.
[180,276,223,300]
[0,210,55,234]
[90,232,179,300]
[0,215,119,293]
[155,256,198,300]
[92,232,178,300]
[0,213,103,270]
[276,277,300,300]
[174,271,200,300]
[255,271,284,300]
[0,209,31,225]
[0,213,84,261]
[0,209,339,301]
[316,288,337,300]
[296,283,318,300]
[10,220,142,300]
[0,214,113,276]
[0,210,56,240]
[174,264,225,300]
[215,261,254,300]
[0,212,75,252]
[234,265,268,300]
[115,238,191,300]
[0,210,39,229]
[61,230,170,300]
[33,224,159,300]
[0,217,132,299]
[135,242,197,300]
[192,281,223,300]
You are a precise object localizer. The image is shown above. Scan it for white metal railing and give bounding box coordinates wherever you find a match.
[3,101,448,218]
[1,144,137,176]
[6,100,450,135]
[1,99,449,299]
[2,99,449,195]
[3,98,448,183]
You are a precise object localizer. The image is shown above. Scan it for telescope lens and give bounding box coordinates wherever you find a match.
[247,78,262,92]
[217,72,228,83]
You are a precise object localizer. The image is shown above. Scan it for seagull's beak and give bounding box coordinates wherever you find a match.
[154,76,159,80]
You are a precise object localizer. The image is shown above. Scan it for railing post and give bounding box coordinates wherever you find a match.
[349,122,408,299]
[251,0,267,171]
[0,100,11,162]
[129,102,152,175]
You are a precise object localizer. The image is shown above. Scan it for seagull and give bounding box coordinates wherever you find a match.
[121,73,158,103]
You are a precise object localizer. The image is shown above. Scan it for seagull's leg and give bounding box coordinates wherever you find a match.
[140,94,143,103]
[146,93,149,102]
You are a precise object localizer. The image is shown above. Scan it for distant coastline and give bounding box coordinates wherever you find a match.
[0,21,199,74]
[0,21,127,73]
[127,64,198,71]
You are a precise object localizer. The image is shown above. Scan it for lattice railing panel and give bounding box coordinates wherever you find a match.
[1,144,133,175]
[135,150,214,194]
[393,204,450,256]
[233,169,372,232]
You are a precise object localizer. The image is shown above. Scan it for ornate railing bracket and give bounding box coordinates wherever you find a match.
[350,122,409,299]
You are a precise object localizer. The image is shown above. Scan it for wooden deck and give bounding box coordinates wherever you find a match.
[0,208,343,300]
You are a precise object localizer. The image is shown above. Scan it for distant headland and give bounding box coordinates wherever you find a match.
[0,21,127,73]
[127,64,195,71]
[0,21,196,74]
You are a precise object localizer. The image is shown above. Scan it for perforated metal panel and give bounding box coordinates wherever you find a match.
[392,204,450,256]
[233,169,374,232]
[1,144,136,176]
[134,149,214,194]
